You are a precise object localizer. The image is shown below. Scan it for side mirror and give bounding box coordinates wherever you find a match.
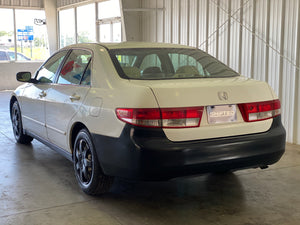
[16,72,32,82]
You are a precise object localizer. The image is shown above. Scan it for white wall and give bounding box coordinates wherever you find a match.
[0,62,42,90]
[139,0,300,144]
[121,0,143,41]
[44,0,58,55]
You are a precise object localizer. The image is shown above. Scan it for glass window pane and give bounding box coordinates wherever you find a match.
[0,9,15,61]
[58,50,92,85]
[110,48,239,80]
[100,24,111,42]
[36,51,68,83]
[81,62,91,86]
[77,4,96,43]
[140,54,162,71]
[112,22,121,42]
[59,8,75,48]
[15,9,49,61]
[98,0,120,19]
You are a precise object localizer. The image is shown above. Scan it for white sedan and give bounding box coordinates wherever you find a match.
[10,42,286,195]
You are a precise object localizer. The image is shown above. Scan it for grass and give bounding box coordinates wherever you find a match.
[9,47,49,60]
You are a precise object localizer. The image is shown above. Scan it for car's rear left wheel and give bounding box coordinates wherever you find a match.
[73,128,114,195]
[11,101,33,144]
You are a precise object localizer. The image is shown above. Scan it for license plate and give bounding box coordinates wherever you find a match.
[207,104,237,124]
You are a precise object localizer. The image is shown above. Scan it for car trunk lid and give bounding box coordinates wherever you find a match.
[130,76,276,142]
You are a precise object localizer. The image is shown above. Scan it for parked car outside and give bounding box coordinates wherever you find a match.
[10,42,286,195]
[0,50,31,61]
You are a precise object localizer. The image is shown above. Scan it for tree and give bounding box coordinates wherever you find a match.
[0,31,8,37]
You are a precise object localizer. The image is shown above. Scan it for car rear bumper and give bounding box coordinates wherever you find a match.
[91,116,286,181]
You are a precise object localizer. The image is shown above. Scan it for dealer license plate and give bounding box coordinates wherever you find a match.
[207,104,237,124]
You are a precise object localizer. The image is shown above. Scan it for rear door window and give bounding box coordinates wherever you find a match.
[57,49,92,85]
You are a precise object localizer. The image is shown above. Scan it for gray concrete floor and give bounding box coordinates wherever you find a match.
[0,90,300,225]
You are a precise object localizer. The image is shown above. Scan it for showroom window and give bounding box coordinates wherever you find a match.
[58,0,122,47]
[77,4,96,44]
[98,0,122,42]
[0,8,49,61]
[0,9,15,60]
[59,8,76,48]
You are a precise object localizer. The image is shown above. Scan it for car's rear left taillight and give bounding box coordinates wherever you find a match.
[238,99,281,122]
[116,107,204,128]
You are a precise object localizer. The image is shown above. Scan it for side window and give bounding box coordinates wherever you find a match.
[36,51,67,83]
[57,49,92,85]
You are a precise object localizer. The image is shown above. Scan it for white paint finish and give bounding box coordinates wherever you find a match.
[0,61,42,90]
[122,0,142,41]
[131,75,275,141]
[165,115,273,142]
[0,0,43,8]
[229,0,240,72]
[44,0,58,55]
[45,84,90,151]
[136,76,275,107]
[198,0,207,51]
[18,83,48,139]
[57,0,87,8]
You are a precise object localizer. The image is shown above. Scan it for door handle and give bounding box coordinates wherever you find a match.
[69,94,81,102]
[39,91,46,98]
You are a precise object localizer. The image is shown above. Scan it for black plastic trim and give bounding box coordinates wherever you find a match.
[91,116,286,181]
[25,130,73,161]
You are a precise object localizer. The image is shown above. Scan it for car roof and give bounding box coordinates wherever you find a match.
[62,42,196,50]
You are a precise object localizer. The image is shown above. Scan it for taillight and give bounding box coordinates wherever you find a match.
[238,99,281,122]
[116,107,204,128]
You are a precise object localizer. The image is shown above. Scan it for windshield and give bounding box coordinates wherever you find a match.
[109,48,239,80]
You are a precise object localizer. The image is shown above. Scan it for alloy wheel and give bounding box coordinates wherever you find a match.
[74,138,93,186]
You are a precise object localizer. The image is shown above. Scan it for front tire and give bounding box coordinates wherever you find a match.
[11,101,33,144]
[73,129,114,195]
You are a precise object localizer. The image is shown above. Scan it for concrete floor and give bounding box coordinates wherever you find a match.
[0,90,300,225]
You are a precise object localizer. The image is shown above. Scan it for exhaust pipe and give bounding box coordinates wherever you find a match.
[260,165,269,169]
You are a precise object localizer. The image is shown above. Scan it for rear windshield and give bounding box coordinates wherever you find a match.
[109,48,239,80]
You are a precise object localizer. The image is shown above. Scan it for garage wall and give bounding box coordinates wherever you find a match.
[139,0,300,144]
[0,0,43,8]
[0,62,42,90]
[57,0,88,8]
[57,0,105,8]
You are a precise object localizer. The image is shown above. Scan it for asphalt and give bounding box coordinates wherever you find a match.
[0,90,300,225]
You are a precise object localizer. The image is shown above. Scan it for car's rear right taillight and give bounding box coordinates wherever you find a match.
[238,99,281,122]
[116,107,204,128]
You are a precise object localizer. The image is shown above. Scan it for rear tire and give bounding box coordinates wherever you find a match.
[73,128,114,195]
[11,101,33,144]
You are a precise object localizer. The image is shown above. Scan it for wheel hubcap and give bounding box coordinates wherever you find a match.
[12,108,20,138]
[75,138,93,185]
